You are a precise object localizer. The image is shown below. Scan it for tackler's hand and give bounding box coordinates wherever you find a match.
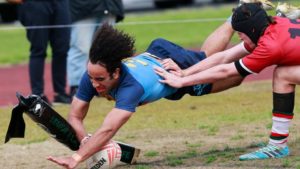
[161,58,184,77]
[154,66,184,88]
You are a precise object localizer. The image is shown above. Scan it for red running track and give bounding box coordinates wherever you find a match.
[0,64,275,107]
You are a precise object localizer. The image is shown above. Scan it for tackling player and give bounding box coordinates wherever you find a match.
[155,3,300,160]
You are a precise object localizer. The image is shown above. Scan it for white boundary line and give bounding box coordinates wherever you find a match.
[0,18,227,30]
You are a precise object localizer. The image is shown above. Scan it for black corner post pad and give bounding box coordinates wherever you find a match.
[5,92,140,164]
[5,92,80,151]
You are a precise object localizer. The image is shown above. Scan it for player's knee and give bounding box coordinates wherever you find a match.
[273,66,289,82]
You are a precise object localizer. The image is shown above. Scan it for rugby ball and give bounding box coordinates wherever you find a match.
[86,140,122,169]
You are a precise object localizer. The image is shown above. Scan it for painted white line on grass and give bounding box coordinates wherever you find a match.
[0,18,227,30]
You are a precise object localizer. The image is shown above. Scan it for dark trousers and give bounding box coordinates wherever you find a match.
[146,38,212,100]
[18,0,71,95]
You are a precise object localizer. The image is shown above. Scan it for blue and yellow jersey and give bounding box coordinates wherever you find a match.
[110,53,178,111]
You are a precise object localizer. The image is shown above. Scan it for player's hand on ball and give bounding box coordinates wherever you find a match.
[161,58,184,77]
[154,66,184,88]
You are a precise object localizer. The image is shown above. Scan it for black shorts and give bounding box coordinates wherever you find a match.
[146,38,212,100]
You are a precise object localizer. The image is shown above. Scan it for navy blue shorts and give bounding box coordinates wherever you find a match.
[146,38,212,100]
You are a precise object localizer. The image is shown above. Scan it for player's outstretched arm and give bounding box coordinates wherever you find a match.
[75,108,132,161]
[183,43,248,77]
[155,62,241,88]
[48,108,133,168]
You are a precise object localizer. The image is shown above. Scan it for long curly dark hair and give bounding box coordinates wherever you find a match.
[89,23,136,76]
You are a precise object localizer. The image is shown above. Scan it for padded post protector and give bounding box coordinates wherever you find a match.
[5,93,140,164]
[5,92,80,150]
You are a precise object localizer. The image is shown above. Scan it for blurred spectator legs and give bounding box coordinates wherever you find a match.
[67,15,116,97]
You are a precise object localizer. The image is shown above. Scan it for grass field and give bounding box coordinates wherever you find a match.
[1,2,300,169]
[1,81,300,169]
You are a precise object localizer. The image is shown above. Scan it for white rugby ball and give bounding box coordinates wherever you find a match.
[86,140,122,169]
